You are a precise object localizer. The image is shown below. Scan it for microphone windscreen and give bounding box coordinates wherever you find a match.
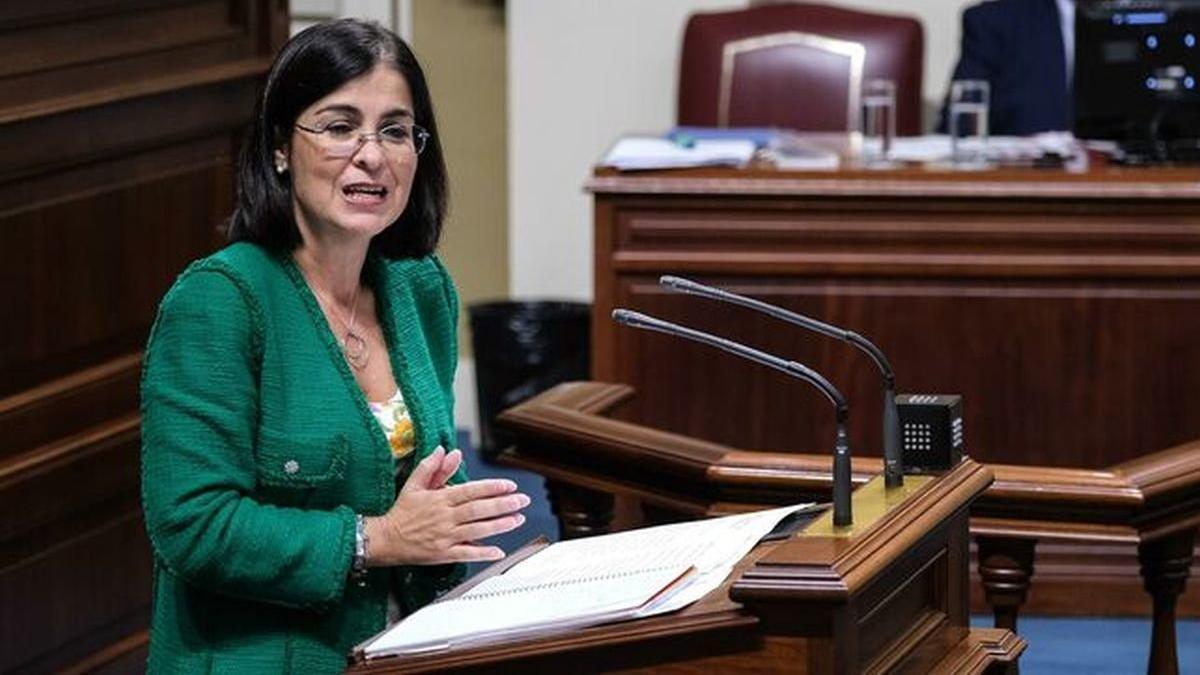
[611,308,641,326]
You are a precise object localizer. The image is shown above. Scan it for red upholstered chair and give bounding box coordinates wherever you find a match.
[678,3,925,135]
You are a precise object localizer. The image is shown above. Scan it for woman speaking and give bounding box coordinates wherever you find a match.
[140,19,528,673]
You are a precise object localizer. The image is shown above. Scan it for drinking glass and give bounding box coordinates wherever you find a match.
[860,79,896,167]
[949,80,990,168]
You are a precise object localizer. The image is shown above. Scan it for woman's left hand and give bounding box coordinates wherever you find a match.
[363,447,529,566]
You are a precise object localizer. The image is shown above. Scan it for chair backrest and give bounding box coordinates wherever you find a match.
[678,3,924,135]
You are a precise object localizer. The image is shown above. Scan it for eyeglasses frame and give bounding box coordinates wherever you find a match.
[293,120,430,158]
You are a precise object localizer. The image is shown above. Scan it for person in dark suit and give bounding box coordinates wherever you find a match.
[942,0,1074,135]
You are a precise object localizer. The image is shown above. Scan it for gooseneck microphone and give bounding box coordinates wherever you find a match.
[613,308,853,526]
[659,275,903,489]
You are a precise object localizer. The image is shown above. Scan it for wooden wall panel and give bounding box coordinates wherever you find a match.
[0,1,288,671]
[0,151,235,397]
[596,185,1200,469]
[0,355,141,462]
[614,275,1200,468]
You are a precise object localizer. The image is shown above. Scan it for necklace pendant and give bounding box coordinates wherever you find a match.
[341,331,370,370]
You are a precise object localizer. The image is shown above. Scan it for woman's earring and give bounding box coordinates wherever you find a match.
[275,159,288,175]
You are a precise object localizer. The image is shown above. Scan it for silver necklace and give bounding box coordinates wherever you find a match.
[306,273,370,370]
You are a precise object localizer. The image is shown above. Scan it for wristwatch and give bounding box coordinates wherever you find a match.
[351,514,370,586]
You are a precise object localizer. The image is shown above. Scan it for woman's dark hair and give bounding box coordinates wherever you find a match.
[228,19,447,258]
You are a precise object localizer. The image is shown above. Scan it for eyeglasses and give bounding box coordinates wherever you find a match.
[294,120,429,158]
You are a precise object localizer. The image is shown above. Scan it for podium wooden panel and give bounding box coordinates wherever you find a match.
[348,452,1022,673]
[494,382,1199,674]
[587,156,1200,617]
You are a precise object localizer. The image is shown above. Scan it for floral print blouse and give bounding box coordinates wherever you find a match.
[368,389,416,465]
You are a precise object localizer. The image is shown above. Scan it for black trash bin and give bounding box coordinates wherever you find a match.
[468,301,590,460]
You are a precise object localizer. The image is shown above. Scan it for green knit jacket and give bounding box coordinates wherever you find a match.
[140,242,466,674]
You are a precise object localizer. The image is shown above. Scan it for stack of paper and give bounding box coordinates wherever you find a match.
[366,565,695,655]
[600,136,756,171]
[360,503,814,658]
[886,132,1081,164]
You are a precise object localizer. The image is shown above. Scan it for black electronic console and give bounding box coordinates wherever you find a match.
[896,394,964,473]
[1076,0,1200,163]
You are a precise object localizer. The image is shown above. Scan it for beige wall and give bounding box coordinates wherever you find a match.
[412,0,509,357]
[289,0,396,35]
[509,0,748,300]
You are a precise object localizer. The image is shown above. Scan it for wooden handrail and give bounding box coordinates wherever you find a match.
[500,382,1200,530]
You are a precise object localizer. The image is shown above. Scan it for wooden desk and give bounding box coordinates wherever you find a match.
[588,156,1200,616]
[349,452,1022,674]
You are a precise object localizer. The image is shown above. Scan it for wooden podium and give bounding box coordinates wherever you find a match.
[347,388,1023,674]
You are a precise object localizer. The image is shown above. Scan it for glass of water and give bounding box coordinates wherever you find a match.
[949,79,990,168]
[861,79,896,167]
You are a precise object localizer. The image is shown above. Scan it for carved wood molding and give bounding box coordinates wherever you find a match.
[0,353,141,461]
[733,459,990,602]
[587,165,1200,200]
[927,628,1027,673]
[0,57,273,126]
[56,629,148,675]
[0,0,199,32]
[0,412,141,547]
[498,382,732,489]
[610,250,1200,279]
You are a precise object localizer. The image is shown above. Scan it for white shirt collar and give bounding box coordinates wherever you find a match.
[1057,0,1076,86]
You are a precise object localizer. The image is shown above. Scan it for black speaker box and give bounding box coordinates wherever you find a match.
[897,394,963,473]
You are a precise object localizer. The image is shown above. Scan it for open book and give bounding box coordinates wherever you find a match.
[356,503,818,660]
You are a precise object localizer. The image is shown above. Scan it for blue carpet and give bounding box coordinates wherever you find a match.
[970,615,1200,673]
[460,432,1200,672]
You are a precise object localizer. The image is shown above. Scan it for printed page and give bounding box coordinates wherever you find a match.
[364,503,813,658]
[366,565,693,656]
[493,503,809,585]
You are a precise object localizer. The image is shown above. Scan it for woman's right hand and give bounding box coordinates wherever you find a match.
[363,446,529,566]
